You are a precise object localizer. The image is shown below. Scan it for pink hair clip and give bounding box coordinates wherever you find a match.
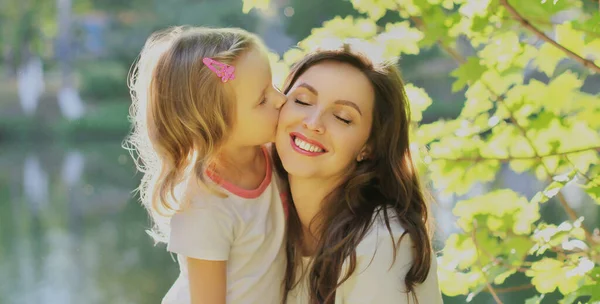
[202,57,235,83]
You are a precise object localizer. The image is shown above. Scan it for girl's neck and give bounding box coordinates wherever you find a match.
[288,174,343,256]
[213,145,266,190]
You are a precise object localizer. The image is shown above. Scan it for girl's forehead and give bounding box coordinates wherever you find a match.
[232,47,272,100]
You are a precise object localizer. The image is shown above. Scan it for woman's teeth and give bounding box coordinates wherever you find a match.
[294,137,324,153]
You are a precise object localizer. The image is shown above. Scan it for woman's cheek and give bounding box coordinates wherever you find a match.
[280,104,302,126]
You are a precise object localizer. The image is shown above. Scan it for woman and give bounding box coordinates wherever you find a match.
[273,47,443,304]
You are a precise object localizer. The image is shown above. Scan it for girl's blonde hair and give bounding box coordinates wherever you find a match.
[125,26,263,242]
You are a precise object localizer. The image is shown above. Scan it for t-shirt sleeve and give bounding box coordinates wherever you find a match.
[166,204,234,261]
[339,224,443,304]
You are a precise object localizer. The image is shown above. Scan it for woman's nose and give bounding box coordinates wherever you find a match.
[302,111,325,134]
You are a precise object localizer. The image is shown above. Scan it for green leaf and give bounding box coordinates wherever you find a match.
[577,269,600,301]
[419,6,457,47]
[241,0,270,13]
[583,176,600,204]
[530,220,587,256]
[543,71,584,115]
[442,233,478,269]
[350,0,400,21]
[584,39,600,66]
[494,268,517,285]
[376,21,425,57]
[428,146,501,195]
[514,0,579,19]
[556,22,586,56]
[534,43,565,77]
[530,170,577,205]
[503,236,534,264]
[437,264,481,296]
[480,69,520,96]
[297,16,378,52]
[459,82,495,119]
[479,31,523,72]
[453,189,537,233]
[405,84,433,122]
[451,57,487,92]
[283,48,306,66]
[525,294,545,304]
[525,257,589,294]
[415,120,462,145]
[458,0,491,18]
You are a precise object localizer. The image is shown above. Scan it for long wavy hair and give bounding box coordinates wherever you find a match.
[125,26,263,242]
[274,48,433,303]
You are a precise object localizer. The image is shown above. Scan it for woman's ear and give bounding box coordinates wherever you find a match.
[356,146,372,162]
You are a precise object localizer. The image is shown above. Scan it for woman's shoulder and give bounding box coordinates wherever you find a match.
[355,208,408,257]
[339,209,442,303]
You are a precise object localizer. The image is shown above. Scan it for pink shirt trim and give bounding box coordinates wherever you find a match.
[206,147,272,199]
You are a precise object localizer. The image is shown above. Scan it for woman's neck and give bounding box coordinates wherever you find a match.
[288,174,343,256]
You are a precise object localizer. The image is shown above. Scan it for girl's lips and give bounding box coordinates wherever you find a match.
[290,132,327,151]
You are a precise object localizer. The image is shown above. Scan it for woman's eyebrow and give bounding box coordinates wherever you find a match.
[334,100,362,116]
[296,82,318,95]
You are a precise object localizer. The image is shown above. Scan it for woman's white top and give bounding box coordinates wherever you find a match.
[286,213,443,304]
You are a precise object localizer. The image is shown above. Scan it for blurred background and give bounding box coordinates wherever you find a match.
[1,0,598,303]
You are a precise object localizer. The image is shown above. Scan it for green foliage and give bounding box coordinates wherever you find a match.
[277,0,360,42]
[78,61,130,101]
[244,0,600,302]
[54,101,131,140]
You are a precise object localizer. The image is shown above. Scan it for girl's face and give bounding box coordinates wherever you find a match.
[275,61,375,181]
[227,47,286,148]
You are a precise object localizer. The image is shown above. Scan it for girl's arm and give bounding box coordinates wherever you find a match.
[188,258,227,304]
[167,203,234,304]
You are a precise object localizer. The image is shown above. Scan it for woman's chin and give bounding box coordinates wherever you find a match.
[281,158,318,178]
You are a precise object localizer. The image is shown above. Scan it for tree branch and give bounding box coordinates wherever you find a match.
[471,221,504,304]
[406,14,466,64]
[430,146,600,162]
[502,15,600,39]
[490,84,598,244]
[488,284,534,294]
[499,0,600,74]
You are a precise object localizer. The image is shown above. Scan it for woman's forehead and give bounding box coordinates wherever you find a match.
[294,62,375,105]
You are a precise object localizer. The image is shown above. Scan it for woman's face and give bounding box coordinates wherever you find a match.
[275,61,375,180]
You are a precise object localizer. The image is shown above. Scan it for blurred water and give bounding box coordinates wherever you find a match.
[17,57,45,117]
[0,142,178,304]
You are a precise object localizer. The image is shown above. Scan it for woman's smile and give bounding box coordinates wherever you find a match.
[290,132,327,156]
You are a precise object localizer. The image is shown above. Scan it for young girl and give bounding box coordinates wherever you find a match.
[126,26,287,304]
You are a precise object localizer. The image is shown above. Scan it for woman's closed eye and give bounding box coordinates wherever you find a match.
[295,99,310,106]
[335,115,352,124]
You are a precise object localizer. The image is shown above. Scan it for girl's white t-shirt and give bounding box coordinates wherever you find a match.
[286,213,443,304]
[162,147,287,304]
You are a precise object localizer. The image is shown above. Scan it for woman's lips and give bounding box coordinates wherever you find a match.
[289,132,327,156]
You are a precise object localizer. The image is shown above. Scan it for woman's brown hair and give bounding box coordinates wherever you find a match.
[125,26,264,242]
[274,47,433,303]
